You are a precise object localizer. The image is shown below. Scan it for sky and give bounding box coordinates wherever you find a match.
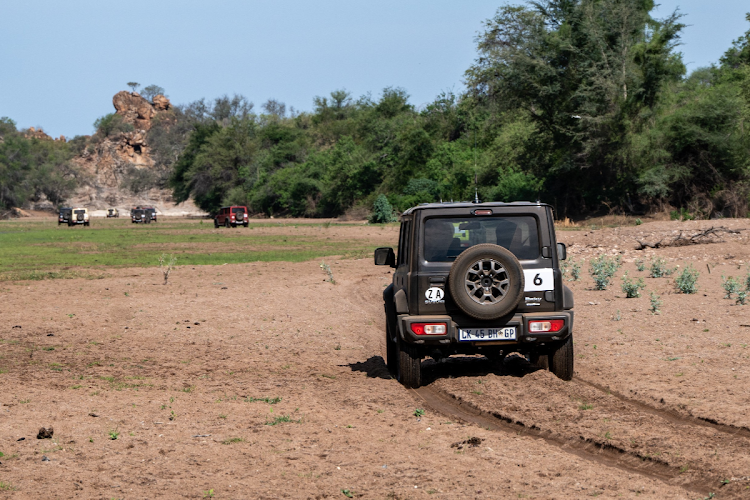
[0,0,748,138]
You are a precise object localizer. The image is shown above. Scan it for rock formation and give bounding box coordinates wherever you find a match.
[69,90,203,215]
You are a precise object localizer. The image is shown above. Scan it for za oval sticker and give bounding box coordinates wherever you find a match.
[425,287,445,303]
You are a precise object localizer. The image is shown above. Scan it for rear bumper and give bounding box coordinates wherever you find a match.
[397,311,573,347]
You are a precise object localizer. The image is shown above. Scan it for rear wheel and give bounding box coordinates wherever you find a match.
[214,218,219,228]
[549,335,574,381]
[385,323,398,376]
[397,337,422,388]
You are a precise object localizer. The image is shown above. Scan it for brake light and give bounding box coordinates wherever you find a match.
[474,209,493,215]
[528,320,564,333]
[410,323,447,335]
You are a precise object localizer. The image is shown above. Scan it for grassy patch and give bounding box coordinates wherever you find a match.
[221,437,244,444]
[0,219,388,277]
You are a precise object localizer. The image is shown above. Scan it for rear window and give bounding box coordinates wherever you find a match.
[423,216,539,262]
[74,210,85,215]
[232,207,245,214]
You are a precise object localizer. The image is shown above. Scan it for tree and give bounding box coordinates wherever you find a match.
[127,82,140,93]
[141,85,166,102]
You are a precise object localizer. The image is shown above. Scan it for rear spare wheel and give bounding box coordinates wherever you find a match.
[448,244,524,320]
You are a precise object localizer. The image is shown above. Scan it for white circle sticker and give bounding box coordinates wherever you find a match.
[425,287,445,302]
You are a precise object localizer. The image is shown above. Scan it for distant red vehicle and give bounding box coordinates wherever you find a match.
[214,206,248,228]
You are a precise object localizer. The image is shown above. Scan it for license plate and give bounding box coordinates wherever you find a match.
[458,327,516,341]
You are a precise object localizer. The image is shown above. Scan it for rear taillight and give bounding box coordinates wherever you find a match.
[528,320,564,333]
[410,323,447,335]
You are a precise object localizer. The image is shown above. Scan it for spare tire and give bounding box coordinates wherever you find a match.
[448,243,524,320]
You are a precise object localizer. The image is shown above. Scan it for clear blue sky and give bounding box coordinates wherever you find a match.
[1,0,748,138]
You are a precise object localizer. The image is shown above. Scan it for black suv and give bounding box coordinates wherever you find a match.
[58,207,72,225]
[375,202,574,388]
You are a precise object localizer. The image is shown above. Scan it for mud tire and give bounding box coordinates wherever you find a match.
[448,244,524,320]
[549,335,574,381]
[397,338,422,388]
[214,219,219,228]
[225,219,231,228]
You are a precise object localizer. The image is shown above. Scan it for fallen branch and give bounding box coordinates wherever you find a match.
[634,226,745,250]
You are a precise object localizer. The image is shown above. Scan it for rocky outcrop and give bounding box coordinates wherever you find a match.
[70,91,191,212]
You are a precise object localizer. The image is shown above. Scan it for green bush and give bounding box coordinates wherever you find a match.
[675,265,699,294]
[670,208,695,221]
[589,255,621,290]
[649,292,662,314]
[621,272,646,298]
[635,259,646,272]
[562,260,581,281]
[721,275,742,299]
[650,257,675,278]
[369,194,397,223]
[93,113,133,139]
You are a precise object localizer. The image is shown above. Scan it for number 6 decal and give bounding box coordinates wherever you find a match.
[533,273,543,286]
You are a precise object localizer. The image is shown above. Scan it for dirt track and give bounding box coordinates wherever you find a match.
[1,219,750,498]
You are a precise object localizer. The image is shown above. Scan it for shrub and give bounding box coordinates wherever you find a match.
[737,290,748,306]
[635,218,642,225]
[93,113,133,139]
[562,260,581,281]
[649,257,675,278]
[721,275,742,299]
[649,292,662,314]
[675,265,699,294]
[670,208,695,221]
[369,194,397,223]
[589,255,621,290]
[621,272,646,298]
[635,259,646,272]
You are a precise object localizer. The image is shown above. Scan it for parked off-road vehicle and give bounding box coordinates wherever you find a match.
[131,208,150,224]
[375,201,574,388]
[214,206,248,228]
[68,207,90,227]
[106,208,119,218]
[134,206,157,222]
[58,207,72,225]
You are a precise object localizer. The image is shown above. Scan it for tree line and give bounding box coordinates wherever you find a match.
[2,2,749,218]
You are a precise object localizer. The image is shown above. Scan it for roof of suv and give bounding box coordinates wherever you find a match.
[401,201,551,216]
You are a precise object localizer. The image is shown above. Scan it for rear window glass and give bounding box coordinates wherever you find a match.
[232,207,245,214]
[74,210,85,215]
[423,216,539,262]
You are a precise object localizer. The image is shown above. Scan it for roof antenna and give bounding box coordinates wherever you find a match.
[473,129,480,204]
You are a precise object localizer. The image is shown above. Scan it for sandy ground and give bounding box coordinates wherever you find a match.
[1,219,750,499]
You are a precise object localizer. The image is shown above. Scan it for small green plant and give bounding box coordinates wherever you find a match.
[341,489,354,498]
[745,271,750,292]
[109,428,120,440]
[579,403,593,410]
[320,262,336,284]
[621,272,645,298]
[635,259,646,272]
[612,309,621,321]
[414,408,425,418]
[649,292,662,315]
[737,290,747,306]
[203,489,214,498]
[221,437,244,444]
[670,208,694,221]
[561,259,581,282]
[265,415,301,426]
[635,218,642,225]
[675,265,699,294]
[245,396,282,404]
[0,480,16,491]
[722,275,742,299]
[649,257,674,278]
[158,253,177,285]
[589,255,621,290]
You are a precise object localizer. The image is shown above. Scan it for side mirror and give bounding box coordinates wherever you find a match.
[557,242,567,261]
[374,247,396,267]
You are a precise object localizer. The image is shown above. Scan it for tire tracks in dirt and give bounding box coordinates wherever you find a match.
[574,375,750,439]
[411,382,718,497]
